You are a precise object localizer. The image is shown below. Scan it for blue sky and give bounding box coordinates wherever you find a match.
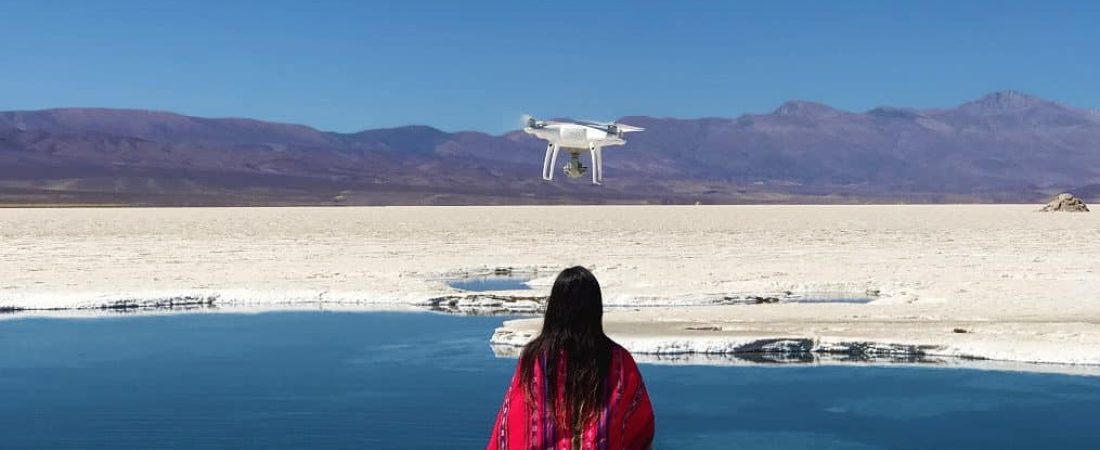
[1,0,1098,133]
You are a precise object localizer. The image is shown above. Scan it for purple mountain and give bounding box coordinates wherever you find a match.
[1,91,1098,205]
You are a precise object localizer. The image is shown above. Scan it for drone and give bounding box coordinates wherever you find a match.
[523,116,644,185]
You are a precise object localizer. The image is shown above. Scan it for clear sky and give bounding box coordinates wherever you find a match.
[1,0,1098,133]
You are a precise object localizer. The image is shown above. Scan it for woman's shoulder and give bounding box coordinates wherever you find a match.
[609,341,639,365]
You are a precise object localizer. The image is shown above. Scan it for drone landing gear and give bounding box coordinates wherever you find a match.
[542,143,559,181]
[589,145,603,185]
[541,143,603,185]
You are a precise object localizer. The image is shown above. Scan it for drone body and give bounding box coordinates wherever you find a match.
[523,117,643,185]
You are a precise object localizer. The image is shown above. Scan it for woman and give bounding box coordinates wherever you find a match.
[488,266,655,450]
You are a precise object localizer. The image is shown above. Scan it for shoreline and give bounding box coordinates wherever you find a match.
[2,205,1097,375]
[490,307,1100,374]
[4,301,1098,377]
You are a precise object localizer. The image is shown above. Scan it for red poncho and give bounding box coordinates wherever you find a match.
[488,344,655,450]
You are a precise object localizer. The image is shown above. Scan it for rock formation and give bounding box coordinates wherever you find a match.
[1040,193,1090,212]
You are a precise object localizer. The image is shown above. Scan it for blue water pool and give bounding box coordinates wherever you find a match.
[1,312,1098,449]
[447,274,532,292]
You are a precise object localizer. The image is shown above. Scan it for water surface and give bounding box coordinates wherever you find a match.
[1,312,1098,449]
[447,274,532,292]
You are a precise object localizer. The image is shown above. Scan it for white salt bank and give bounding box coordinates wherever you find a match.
[1,205,1098,370]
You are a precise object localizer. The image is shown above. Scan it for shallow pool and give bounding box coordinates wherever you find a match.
[447,273,532,292]
[1,312,1098,449]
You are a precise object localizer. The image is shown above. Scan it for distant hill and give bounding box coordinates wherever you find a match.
[2,91,1098,206]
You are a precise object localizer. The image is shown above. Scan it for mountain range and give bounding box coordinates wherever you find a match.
[2,91,1098,206]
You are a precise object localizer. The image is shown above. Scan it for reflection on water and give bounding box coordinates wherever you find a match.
[1,312,1099,449]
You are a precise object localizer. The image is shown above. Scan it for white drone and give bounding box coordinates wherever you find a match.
[523,115,644,185]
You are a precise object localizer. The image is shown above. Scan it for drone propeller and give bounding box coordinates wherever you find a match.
[576,120,645,135]
[578,119,613,126]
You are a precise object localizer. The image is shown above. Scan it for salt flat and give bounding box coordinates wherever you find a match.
[1,206,1097,369]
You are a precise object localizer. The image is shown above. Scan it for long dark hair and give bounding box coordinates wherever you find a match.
[519,266,613,433]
